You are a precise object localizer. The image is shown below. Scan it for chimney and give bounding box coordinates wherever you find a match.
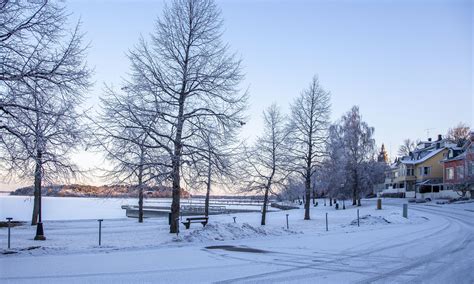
[437,134,442,141]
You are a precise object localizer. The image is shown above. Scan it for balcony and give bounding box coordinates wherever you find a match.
[394,175,416,183]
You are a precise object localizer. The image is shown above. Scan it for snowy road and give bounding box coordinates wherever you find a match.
[1,200,473,283]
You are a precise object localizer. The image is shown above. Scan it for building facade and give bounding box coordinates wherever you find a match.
[442,132,474,198]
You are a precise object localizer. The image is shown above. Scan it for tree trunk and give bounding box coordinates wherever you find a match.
[170,153,181,233]
[204,150,212,217]
[170,94,185,234]
[352,187,357,205]
[138,186,144,222]
[329,198,332,206]
[31,150,42,225]
[352,169,358,206]
[261,185,270,226]
[137,164,144,223]
[304,170,311,220]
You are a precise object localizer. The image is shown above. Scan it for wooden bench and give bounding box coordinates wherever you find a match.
[182,217,208,229]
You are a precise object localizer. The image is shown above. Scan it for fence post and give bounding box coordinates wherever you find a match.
[325,213,328,231]
[97,219,103,246]
[6,217,12,249]
[403,204,408,218]
[286,214,289,229]
[357,209,360,227]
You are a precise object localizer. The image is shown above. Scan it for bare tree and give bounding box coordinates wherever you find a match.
[288,76,331,220]
[1,1,89,138]
[0,1,91,240]
[446,122,470,146]
[241,104,290,225]
[91,87,168,223]
[126,0,247,233]
[184,122,239,217]
[2,80,88,239]
[398,139,417,156]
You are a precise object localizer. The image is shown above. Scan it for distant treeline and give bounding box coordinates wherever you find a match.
[10,184,190,199]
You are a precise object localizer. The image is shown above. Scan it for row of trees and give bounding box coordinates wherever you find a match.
[0,0,386,236]
[242,75,330,225]
[272,106,385,213]
[0,0,247,234]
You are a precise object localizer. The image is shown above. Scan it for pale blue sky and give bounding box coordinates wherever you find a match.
[1,0,472,190]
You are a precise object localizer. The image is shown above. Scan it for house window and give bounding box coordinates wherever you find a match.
[456,166,464,179]
[446,167,454,180]
[420,166,431,176]
[468,161,474,176]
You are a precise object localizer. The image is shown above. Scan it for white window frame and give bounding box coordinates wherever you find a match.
[456,165,464,179]
[446,167,454,180]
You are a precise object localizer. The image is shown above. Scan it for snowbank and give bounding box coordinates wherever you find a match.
[348,212,428,226]
[176,222,300,243]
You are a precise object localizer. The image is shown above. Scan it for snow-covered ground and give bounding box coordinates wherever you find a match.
[1,198,473,283]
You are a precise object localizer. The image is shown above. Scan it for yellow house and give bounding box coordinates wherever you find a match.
[389,136,455,197]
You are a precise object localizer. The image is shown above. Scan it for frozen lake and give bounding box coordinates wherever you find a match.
[0,195,267,221]
[0,196,141,221]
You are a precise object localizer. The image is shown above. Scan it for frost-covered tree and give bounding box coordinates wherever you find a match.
[288,76,331,220]
[322,124,348,201]
[184,124,238,217]
[279,177,305,203]
[1,1,89,139]
[126,0,247,233]
[0,1,91,238]
[92,87,168,223]
[241,104,291,225]
[327,106,381,206]
[2,80,88,237]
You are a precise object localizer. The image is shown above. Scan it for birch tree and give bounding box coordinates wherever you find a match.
[288,76,331,220]
[332,106,378,205]
[322,124,348,202]
[241,104,290,225]
[126,0,247,233]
